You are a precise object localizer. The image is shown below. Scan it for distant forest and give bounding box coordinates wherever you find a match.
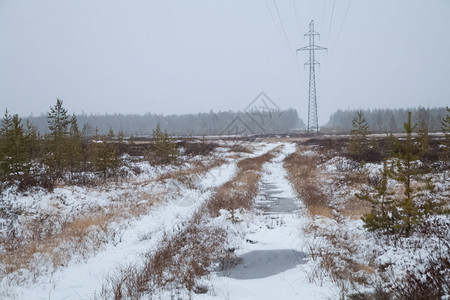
[25,109,304,136]
[22,106,449,136]
[324,107,448,133]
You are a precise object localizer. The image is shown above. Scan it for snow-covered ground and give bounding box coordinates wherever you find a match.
[1,142,281,299]
[11,162,237,299]
[197,143,339,300]
[2,141,448,299]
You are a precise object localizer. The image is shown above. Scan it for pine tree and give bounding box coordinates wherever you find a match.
[385,133,399,158]
[389,112,421,235]
[348,110,370,161]
[441,107,450,179]
[0,110,13,182]
[107,128,115,140]
[117,130,124,143]
[67,114,83,176]
[358,160,397,233]
[46,99,70,182]
[25,120,41,160]
[360,112,445,236]
[48,99,70,140]
[0,109,13,137]
[147,124,178,165]
[0,112,30,185]
[90,129,119,181]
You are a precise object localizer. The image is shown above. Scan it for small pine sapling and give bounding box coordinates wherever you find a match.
[358,160,396,233]
[348,110,371,162]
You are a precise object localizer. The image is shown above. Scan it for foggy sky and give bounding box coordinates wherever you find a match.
[1,0,449,125]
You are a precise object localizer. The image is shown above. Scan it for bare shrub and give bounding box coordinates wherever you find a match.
[228,144,252,154]
[183,140,218,156]
[378,255,450,300]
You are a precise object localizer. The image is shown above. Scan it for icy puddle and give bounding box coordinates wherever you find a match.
[256,181,299,214]
[220,249,306,279]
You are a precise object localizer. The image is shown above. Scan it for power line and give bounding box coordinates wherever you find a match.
[292,0,303,36]
[264,0,302,70]
[264,0,290,51]
[273,0,294,51]
[326,0,336,47]
[272,0,304,71]
[333,0,352,49]
[320,0,326,35]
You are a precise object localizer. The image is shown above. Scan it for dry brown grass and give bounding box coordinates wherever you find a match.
[284,148,332,218]
[340,196,371,219]
[156,158,227,185]
[101,211,229,299]
[287,145,379,294]
[0,157,228,283]
[0,195,159,282]
[208,149,277,215]
[207,171,260,216]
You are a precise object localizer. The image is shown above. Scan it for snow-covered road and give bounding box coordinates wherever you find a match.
[197,143,339,300]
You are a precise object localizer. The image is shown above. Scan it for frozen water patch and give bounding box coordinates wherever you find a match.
[220,249,306,279]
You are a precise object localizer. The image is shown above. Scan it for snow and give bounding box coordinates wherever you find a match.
[3,141,447,299]
[200,164,237,189]
[196,143,339,300]
[198,214,338,300]
[1,142,275,299]
[7,159,240,299]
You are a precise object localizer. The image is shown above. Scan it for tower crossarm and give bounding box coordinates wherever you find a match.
[296,45,327,52]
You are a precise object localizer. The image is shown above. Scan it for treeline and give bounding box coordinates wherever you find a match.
[0,100,181,192]
[325,107,448,133]
[24,109,303,136]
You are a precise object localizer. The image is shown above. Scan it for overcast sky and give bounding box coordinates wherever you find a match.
[1,0,449,124]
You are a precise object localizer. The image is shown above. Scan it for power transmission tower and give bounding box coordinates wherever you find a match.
[297,20,327,133]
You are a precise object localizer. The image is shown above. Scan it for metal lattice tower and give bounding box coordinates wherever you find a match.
[297,20,327,133]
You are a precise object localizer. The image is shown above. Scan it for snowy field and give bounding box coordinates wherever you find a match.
[1,140,449,299]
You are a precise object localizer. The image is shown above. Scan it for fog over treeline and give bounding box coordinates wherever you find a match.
[24,109,303,136]
[22,106,449,136]
[324,107,449,133]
